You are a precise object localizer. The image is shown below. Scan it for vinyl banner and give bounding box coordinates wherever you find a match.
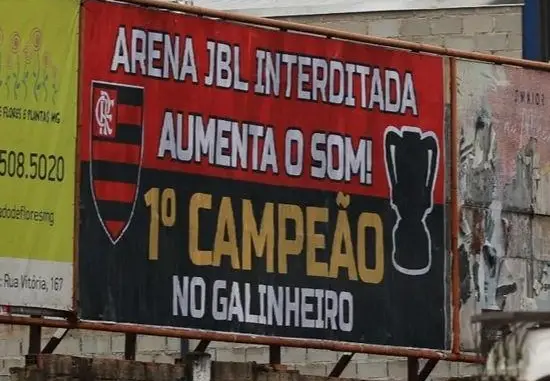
[79,0,446,348]
[0,0,78,310]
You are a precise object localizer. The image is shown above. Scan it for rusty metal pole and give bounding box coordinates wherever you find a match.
[449,57,461,354]
[119,0,550,72]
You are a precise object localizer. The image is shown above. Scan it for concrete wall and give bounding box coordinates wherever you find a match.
[278,5,522,58]
[0,4,525,381]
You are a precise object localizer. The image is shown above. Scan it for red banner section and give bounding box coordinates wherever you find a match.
[80,0,444,202]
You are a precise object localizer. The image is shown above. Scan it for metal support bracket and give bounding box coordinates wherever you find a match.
[194,340,210,352]
[124,333,137,360]
[269,345,281,365]
[329,353,354,377]
[407,357,439,381]
[41,328,69,354]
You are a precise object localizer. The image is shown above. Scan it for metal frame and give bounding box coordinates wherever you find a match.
[8,0,550,376]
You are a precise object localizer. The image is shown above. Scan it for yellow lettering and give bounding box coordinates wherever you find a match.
[242,200,275,272]
[305,206,329,277]
[213,197,240,269]
[357,212,384,284]
[329,193,358,280]
[277,203,303,274]
[189,192,212,266]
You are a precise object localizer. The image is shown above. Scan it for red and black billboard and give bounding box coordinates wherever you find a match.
[78,0,447,349]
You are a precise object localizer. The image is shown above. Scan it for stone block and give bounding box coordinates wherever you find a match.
[245,347,268,363]
[475,33,508,51]
[137,335,166,352]
[431,17,463,35]
[356,361,388,378]
[0,340,21,357]
[368,19,401,37]
[463,15,494,34]
[400,19,431,36]
[444,36,475,51]
[387,360,408,379]
[215,348,246,362]
[306,349,337,363]
[281,347,307,364]
[295,363,327,377]
[81,335,111,354]
[494,13,522,33]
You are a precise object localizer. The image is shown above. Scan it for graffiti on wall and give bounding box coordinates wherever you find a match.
[457,60,550,350]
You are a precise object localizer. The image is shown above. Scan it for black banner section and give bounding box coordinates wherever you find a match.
[78,165,446,349]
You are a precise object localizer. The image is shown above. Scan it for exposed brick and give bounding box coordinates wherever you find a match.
[494,13,522,33]
[400,18,431,36]
[165,338,181,352]
[444,36,475,51]
[508,33,522,50]
[368,19,401,37]
[411,35,444,46]
[111,335,125,353]
[318,21,367,34]
[137,336,166,352]
[281,348,307,364]
[387,360,408,379]
[475,33,508,51]
[81,336,111,355]
[431,17,463,35]
[356,361,388,378]
[0,340,21,357]
[216,348,246,362]
[463,15,494,34]
[295,364,327,377]
[305,349,337,363]
[51,337,80,355]
[493,49,522,58]
[244,347,268,363]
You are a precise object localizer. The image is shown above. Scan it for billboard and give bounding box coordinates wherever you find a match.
[456,60,550,350]
[78,0,447,349]
[0,0,79,310]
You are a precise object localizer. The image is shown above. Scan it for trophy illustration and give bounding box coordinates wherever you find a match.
[384,126,440,276]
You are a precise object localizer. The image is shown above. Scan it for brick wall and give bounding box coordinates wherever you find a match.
[0,4,522,381]
[277,5,522,58]
[0,326,481,381]
[7,353,478,381]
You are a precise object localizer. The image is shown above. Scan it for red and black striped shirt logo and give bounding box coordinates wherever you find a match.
[89,81,144,244]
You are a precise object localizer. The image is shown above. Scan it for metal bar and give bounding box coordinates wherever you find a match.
[449,56,461,354]
[28,319,41,355]
[329,353,354,377]
[194,340,210,352]
[418,359,439,381]
[0,314,484,363]
[115,0,550,71]
[124,333,137,360]
[269,345,281,365]
[407,357,419,381]
[41,328,69,354]
[72,0,86,312]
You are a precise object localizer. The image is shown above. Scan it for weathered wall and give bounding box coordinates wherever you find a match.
[0,4,525,381]
[456,59,550,351]
[3,354,476,381]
